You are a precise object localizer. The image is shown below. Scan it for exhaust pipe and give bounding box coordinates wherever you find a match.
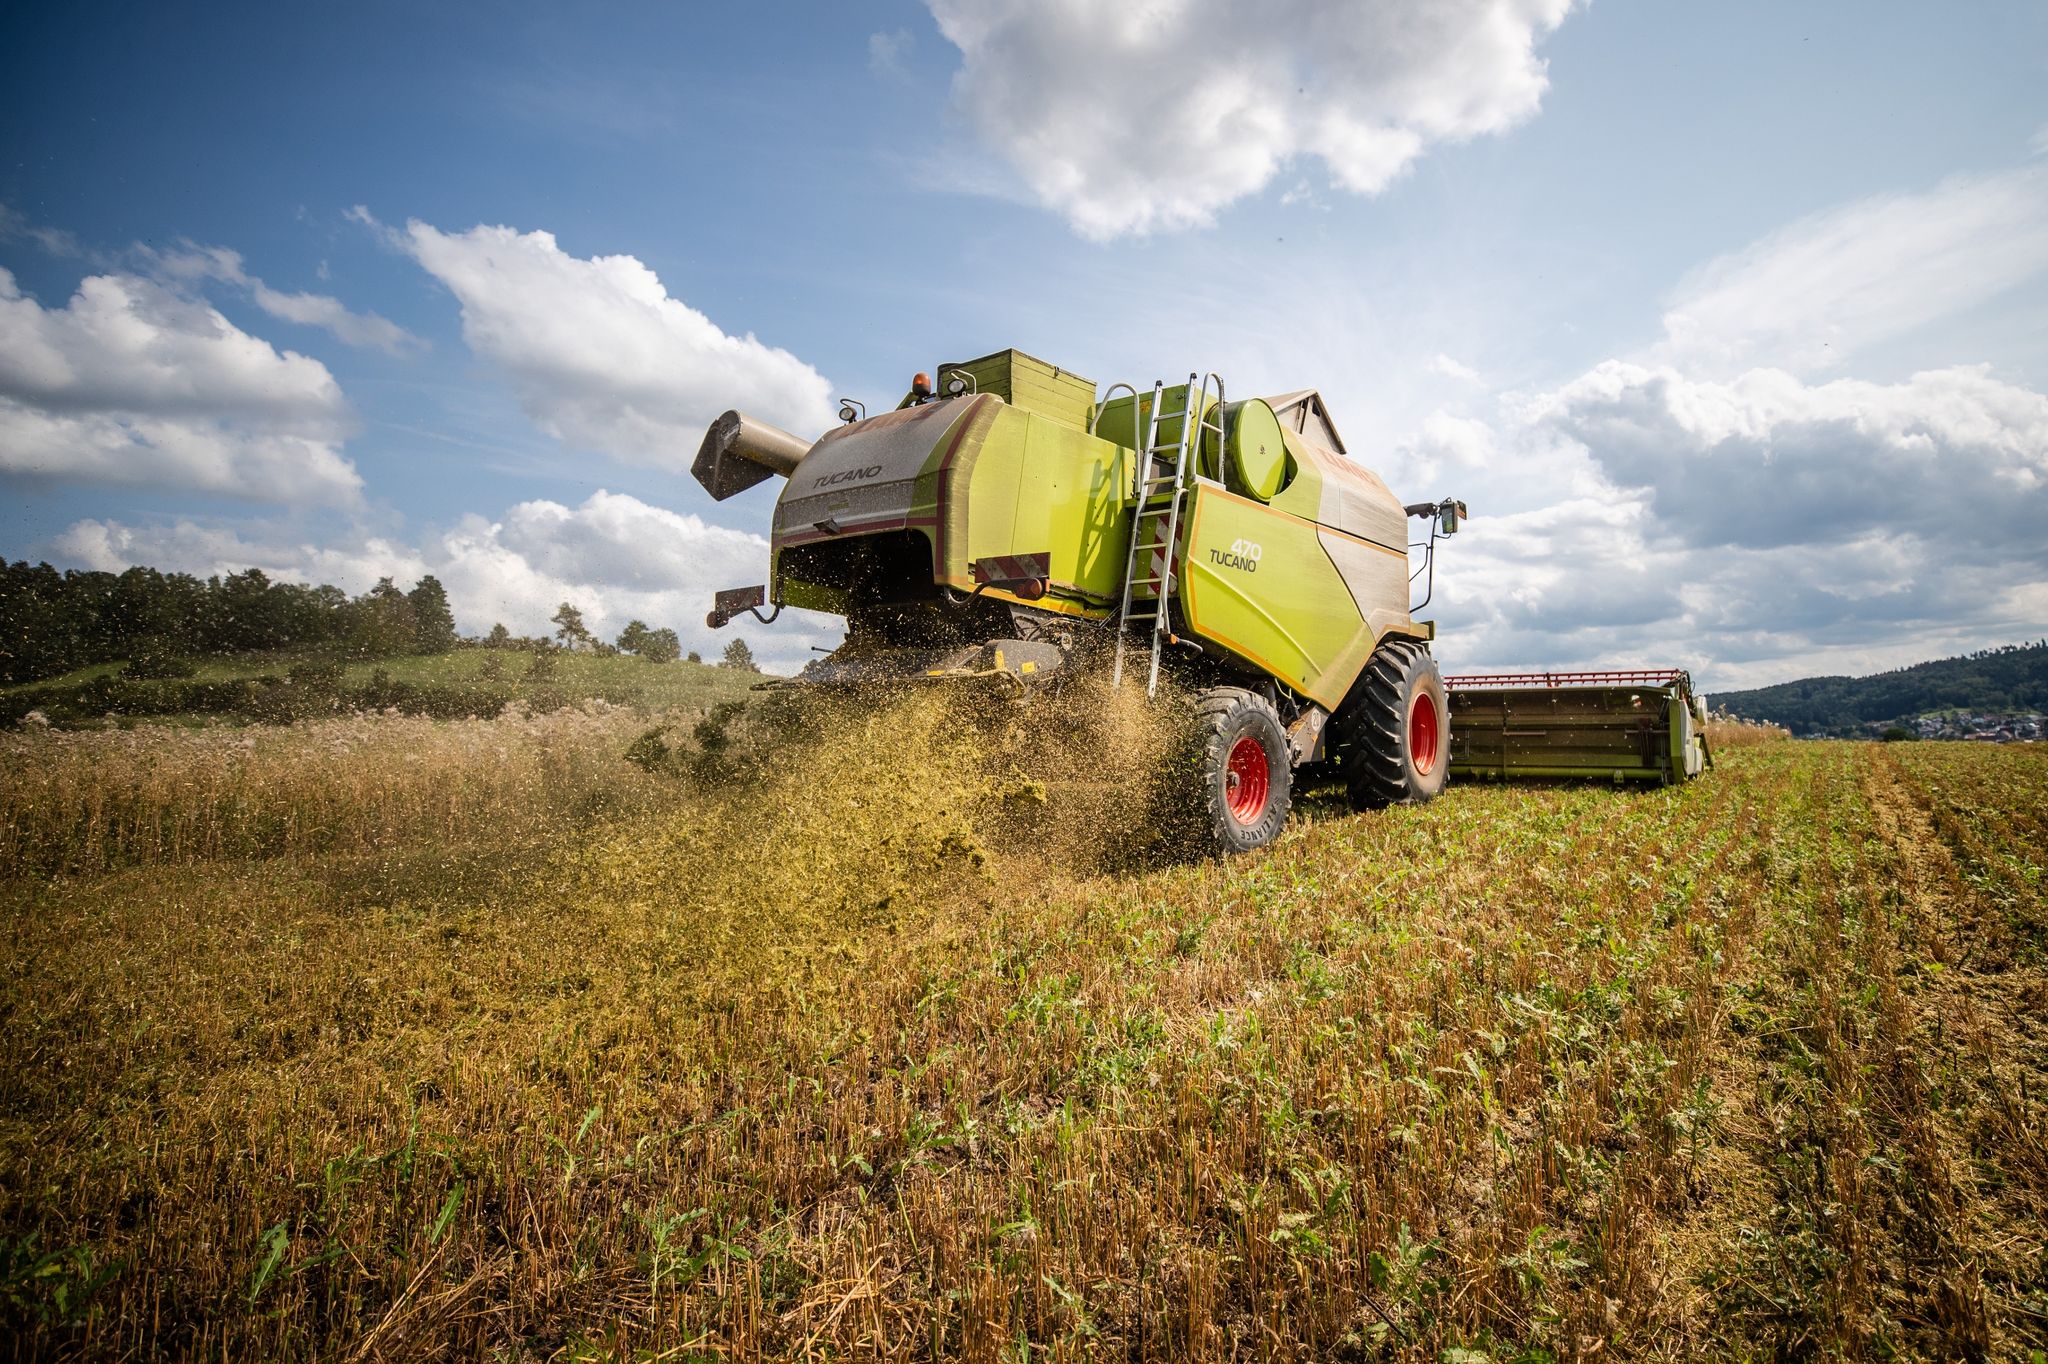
[691,409,814,501]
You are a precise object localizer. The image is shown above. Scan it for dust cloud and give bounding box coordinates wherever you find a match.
[566,667,1185,984]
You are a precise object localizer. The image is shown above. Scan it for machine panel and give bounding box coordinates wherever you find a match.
[1179,483,1387,709]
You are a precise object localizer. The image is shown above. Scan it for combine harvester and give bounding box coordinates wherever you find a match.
[694,348,1706,855]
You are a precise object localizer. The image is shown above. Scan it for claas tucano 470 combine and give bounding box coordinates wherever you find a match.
[695,348,1707,856]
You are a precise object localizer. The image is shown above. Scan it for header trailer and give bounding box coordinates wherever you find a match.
[1446,669,1711,786]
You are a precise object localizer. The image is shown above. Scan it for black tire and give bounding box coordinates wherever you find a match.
[1333,639,1449,810]
[1009,606,1071,647]
[1181,687,1292,855]
[1009,606,1100,663]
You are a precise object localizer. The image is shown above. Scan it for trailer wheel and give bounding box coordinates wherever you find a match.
[1334,639,1449,810]
[1183,687,1292,856]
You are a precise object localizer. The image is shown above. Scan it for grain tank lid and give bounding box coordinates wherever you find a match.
[936,349,1096,430]
[1263,390,1348,456]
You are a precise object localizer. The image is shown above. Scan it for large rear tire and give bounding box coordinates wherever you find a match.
[1334,639,1449,810]
[1182,687,1292,856]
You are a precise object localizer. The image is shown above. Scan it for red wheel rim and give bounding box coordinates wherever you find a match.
[1409,691,1441,776]
[1225,735,1269,824]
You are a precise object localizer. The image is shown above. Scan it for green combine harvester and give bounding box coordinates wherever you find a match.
[696,348,1703,855]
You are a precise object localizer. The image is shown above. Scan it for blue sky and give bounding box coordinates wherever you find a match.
[3,0,2044,684]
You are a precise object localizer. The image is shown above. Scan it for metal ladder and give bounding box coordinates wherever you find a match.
[1112,372,1225,696]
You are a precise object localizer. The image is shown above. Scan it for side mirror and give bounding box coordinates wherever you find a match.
[1404,498,1466,533]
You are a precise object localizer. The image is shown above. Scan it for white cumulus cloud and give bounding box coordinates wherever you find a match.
[143,241,423,355]
[1428,353,1481,384]
[925,0,1576,238]
[0,267,362,504]
[1412,154,2048,687]
[1539,360,2048,549]
[398,220,836,468]
[1400,410,1498,469]
[869,28,914,77]
[1657,166,2048,375]
[1416,359,2048,685]
[56,490,839,670]
[249,285,420,355]
[56,517,425,594]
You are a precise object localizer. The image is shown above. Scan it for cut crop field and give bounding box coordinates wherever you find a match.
[2,702,2044,1361]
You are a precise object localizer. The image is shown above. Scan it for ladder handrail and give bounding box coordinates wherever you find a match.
[1091,381,1138,439]
[1197,372,1227,477]
[1112,371,1222,696]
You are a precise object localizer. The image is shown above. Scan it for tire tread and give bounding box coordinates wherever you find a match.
[1181,686,1292,855]
[1333,639,1446,810]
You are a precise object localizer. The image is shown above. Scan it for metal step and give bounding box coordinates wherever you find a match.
[1111,370,1225,696]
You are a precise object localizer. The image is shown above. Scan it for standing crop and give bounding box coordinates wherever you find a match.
[1,708,2043,1360]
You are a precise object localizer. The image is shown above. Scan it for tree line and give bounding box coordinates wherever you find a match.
[0,561,458,685]
[537,603,759,670]
[1711,640,2048,735]
[0,559,726,686]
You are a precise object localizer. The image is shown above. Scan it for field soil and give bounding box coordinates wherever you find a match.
[2,699,2044,1361]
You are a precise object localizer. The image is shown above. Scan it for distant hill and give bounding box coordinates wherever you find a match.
[1711,641,2048,736]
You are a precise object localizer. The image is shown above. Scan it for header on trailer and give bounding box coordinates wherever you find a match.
[1446,669,1711,786]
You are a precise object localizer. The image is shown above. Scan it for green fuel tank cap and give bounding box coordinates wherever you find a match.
[1221,399,1288,501]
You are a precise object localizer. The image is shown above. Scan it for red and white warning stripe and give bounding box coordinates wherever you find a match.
[1140,513,1185,598]
[970,551,1052,588]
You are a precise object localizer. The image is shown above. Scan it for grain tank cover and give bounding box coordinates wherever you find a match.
[936,348,1097,430]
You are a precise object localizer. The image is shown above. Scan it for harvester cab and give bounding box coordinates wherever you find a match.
[694,347,1463,855]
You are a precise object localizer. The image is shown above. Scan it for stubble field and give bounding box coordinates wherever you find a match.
[2,693,2044,1361]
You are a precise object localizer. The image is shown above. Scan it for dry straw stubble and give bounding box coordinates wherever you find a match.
[3,691,2045,1361]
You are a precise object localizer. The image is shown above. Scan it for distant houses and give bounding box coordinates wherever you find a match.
[1901,711,2045,742]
